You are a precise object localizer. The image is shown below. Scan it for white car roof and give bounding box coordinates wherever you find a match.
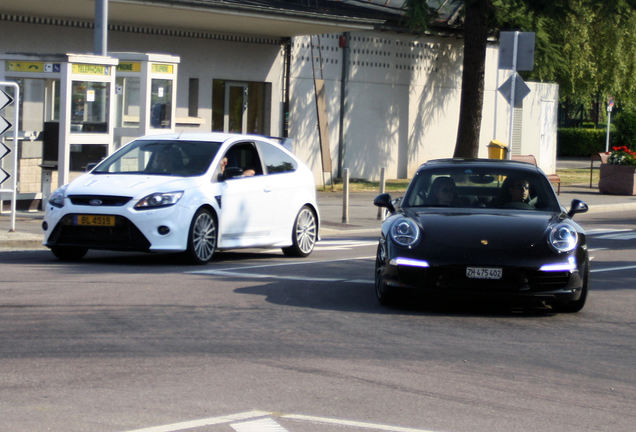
[138,132,277,144]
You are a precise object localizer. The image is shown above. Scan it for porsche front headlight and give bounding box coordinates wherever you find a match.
[134,191,183,210]
[548,223,578,253]
[390,218,421,247]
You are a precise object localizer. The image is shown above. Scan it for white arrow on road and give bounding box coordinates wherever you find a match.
[231,417,289,431]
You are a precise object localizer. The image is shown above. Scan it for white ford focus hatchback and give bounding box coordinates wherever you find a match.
[43,133,319,264]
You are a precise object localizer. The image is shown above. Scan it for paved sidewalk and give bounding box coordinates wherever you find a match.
[2,183,636,251]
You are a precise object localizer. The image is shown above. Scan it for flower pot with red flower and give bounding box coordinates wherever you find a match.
[599,146,636,195]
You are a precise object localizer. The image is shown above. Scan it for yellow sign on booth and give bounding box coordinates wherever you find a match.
[5,61,45,72]
[72,64,110,75]
[151,63,174,74]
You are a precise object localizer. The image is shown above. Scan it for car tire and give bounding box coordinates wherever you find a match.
[375,243,394,305]
[282,206,317,257]
[50,246,88,261]
[556,258,589,313]
[186,208,217,264]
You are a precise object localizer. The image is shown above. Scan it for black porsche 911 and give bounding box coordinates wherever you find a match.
[373,159,590,312]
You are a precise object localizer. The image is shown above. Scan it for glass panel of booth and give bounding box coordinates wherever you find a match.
[150,78,172,129]
[70,81,110,133]
[116,76,141,127]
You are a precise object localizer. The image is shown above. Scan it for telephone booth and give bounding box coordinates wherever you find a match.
[112,52,180,149]
[0,53,118,188]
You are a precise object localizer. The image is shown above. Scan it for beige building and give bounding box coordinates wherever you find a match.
[0,1,557,208]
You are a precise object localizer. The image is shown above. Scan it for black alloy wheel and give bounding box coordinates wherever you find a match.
[555,258,589,313]
[374,242,394,305]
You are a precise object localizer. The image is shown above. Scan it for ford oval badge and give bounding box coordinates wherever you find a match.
[89,199,103,206]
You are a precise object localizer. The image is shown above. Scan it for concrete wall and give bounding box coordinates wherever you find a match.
[290,31,559,182]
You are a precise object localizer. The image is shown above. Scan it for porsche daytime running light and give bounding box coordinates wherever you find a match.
[540,256,577,272]
[390,257,430,268]
[548,223,578,253]
[134,191,183,210]
[48,185,68,208]
[390,218,421,247]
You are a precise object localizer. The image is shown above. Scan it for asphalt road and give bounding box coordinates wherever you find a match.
[1,210,635,432]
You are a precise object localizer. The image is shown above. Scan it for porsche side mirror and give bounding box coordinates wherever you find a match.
[374,193,396,214]
[567,199,588,218]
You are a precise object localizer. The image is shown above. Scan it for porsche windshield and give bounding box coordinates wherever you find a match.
[404,166,561,212]
[92,140,222,176]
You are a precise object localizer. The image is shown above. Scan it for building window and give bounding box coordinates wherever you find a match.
[188,78,199,117]
[212,79,270,135]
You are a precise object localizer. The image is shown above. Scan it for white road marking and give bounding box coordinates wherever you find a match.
[121,410,270,432]
[191,268,373,284]
[585,228,632,235]
[281,413,438,432]
[189,256,374,274]
[260,240,377,253]
[596,232,636,240]
[231,417,289,431]
[121,410,441,432]
[201,269,342,282]
[591,264,636,273]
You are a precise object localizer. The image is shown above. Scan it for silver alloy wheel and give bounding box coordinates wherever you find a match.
[295,207,317,254]
[191,210,217,263]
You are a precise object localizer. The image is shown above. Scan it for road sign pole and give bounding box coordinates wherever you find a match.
[507,32,519,160]
[605,108,612,152]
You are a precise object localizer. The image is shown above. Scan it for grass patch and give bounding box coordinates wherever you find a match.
[556,168,597,186]
[318,168,597,193]
[318,178,410,193]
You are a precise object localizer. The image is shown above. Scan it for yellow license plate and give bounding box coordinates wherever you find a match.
[74,215,115,227]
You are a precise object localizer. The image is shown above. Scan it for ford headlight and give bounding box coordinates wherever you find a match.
[390,218,421,247]
[134,191,183,210]
[48,185,68,208]
[548,223,578,253]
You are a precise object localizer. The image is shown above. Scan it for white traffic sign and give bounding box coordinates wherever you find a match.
[0,89,13,110]
[0,167,8,185]
[0,114,11,136]
[498,31,535,71]
[498,72,531,108]
[0,81,19,232]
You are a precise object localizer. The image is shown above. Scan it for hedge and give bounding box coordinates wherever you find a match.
[614,110,636,148]
[557,128,607,157]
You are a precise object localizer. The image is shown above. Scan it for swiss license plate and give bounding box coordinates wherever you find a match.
[74,214,115,227]
[466,267,502,280]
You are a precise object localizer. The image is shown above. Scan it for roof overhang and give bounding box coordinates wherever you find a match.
[0,0,382,37]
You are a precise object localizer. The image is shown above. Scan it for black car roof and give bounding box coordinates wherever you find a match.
[417,158,542,173]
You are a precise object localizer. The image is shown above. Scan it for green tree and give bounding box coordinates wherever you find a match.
[405,1,592,157]
[531,0,636,124]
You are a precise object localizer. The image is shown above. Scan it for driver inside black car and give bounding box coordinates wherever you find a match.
[498,175,536,209]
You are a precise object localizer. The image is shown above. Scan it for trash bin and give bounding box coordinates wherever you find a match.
[487,140,508,159]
